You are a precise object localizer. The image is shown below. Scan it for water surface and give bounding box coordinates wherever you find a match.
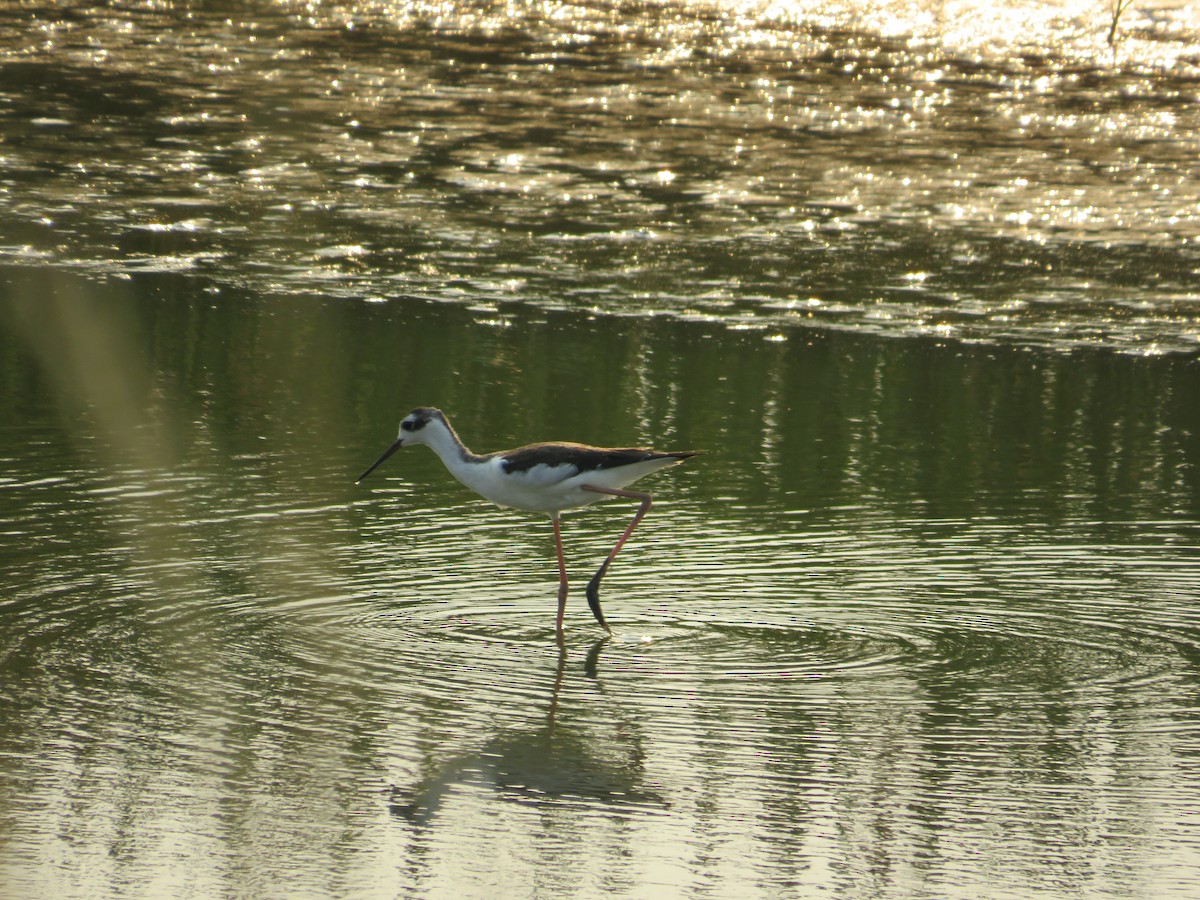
[3,267,1199,897]
[2,0,1199,352]
[2,2,1200,898]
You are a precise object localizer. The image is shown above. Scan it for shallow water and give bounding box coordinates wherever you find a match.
[2,267,1199,897]
[2,2,1200,898]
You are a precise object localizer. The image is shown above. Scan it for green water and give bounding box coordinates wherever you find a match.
[3,266,1199,897]
[2,1,1200,897]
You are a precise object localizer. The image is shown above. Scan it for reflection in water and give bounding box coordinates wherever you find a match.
[390,637,662,835]
[2,266,1198,896]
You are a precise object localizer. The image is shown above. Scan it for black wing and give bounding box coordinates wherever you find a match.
[498,443,674,475]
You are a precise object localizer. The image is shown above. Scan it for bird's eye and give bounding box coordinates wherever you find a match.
[401,420,414,431]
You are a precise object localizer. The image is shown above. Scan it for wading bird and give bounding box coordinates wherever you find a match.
[357,407,699,638]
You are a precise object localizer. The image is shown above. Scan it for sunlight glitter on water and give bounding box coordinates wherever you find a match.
[3,0,1200,353]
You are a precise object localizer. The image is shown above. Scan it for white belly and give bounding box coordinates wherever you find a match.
[448,456,679,514]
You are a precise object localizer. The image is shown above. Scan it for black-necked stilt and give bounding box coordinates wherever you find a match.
[357,407,700,638]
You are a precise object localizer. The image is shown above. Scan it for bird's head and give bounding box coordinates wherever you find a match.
[356,407,446,482]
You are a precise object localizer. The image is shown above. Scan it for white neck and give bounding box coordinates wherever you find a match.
[421,418,483,473]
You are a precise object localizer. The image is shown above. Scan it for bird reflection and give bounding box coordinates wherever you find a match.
[388,636,664,825]
[583,634,609,679]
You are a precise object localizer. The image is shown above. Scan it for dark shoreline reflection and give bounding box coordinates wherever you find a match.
[5,265,1194,521]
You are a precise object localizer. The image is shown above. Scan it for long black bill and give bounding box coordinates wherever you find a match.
[356,439,404,483]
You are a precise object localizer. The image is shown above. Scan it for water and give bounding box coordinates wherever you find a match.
[3,1,1200,353]
[2,2,1200,898]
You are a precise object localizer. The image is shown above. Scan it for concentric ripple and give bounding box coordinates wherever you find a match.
[301,502,1200,720]
[4,423,1200,898]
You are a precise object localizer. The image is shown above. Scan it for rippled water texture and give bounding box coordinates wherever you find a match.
[2,2,1200,898]
[2,267,1199,897]
[1,0,1199,352]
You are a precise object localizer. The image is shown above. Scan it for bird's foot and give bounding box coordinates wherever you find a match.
[585,573,612,634]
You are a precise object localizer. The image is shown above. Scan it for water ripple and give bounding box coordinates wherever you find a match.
[3,441,1199,898]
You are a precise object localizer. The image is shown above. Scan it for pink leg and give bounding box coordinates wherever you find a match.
[552,513,569,639]
[580,485,653,633]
